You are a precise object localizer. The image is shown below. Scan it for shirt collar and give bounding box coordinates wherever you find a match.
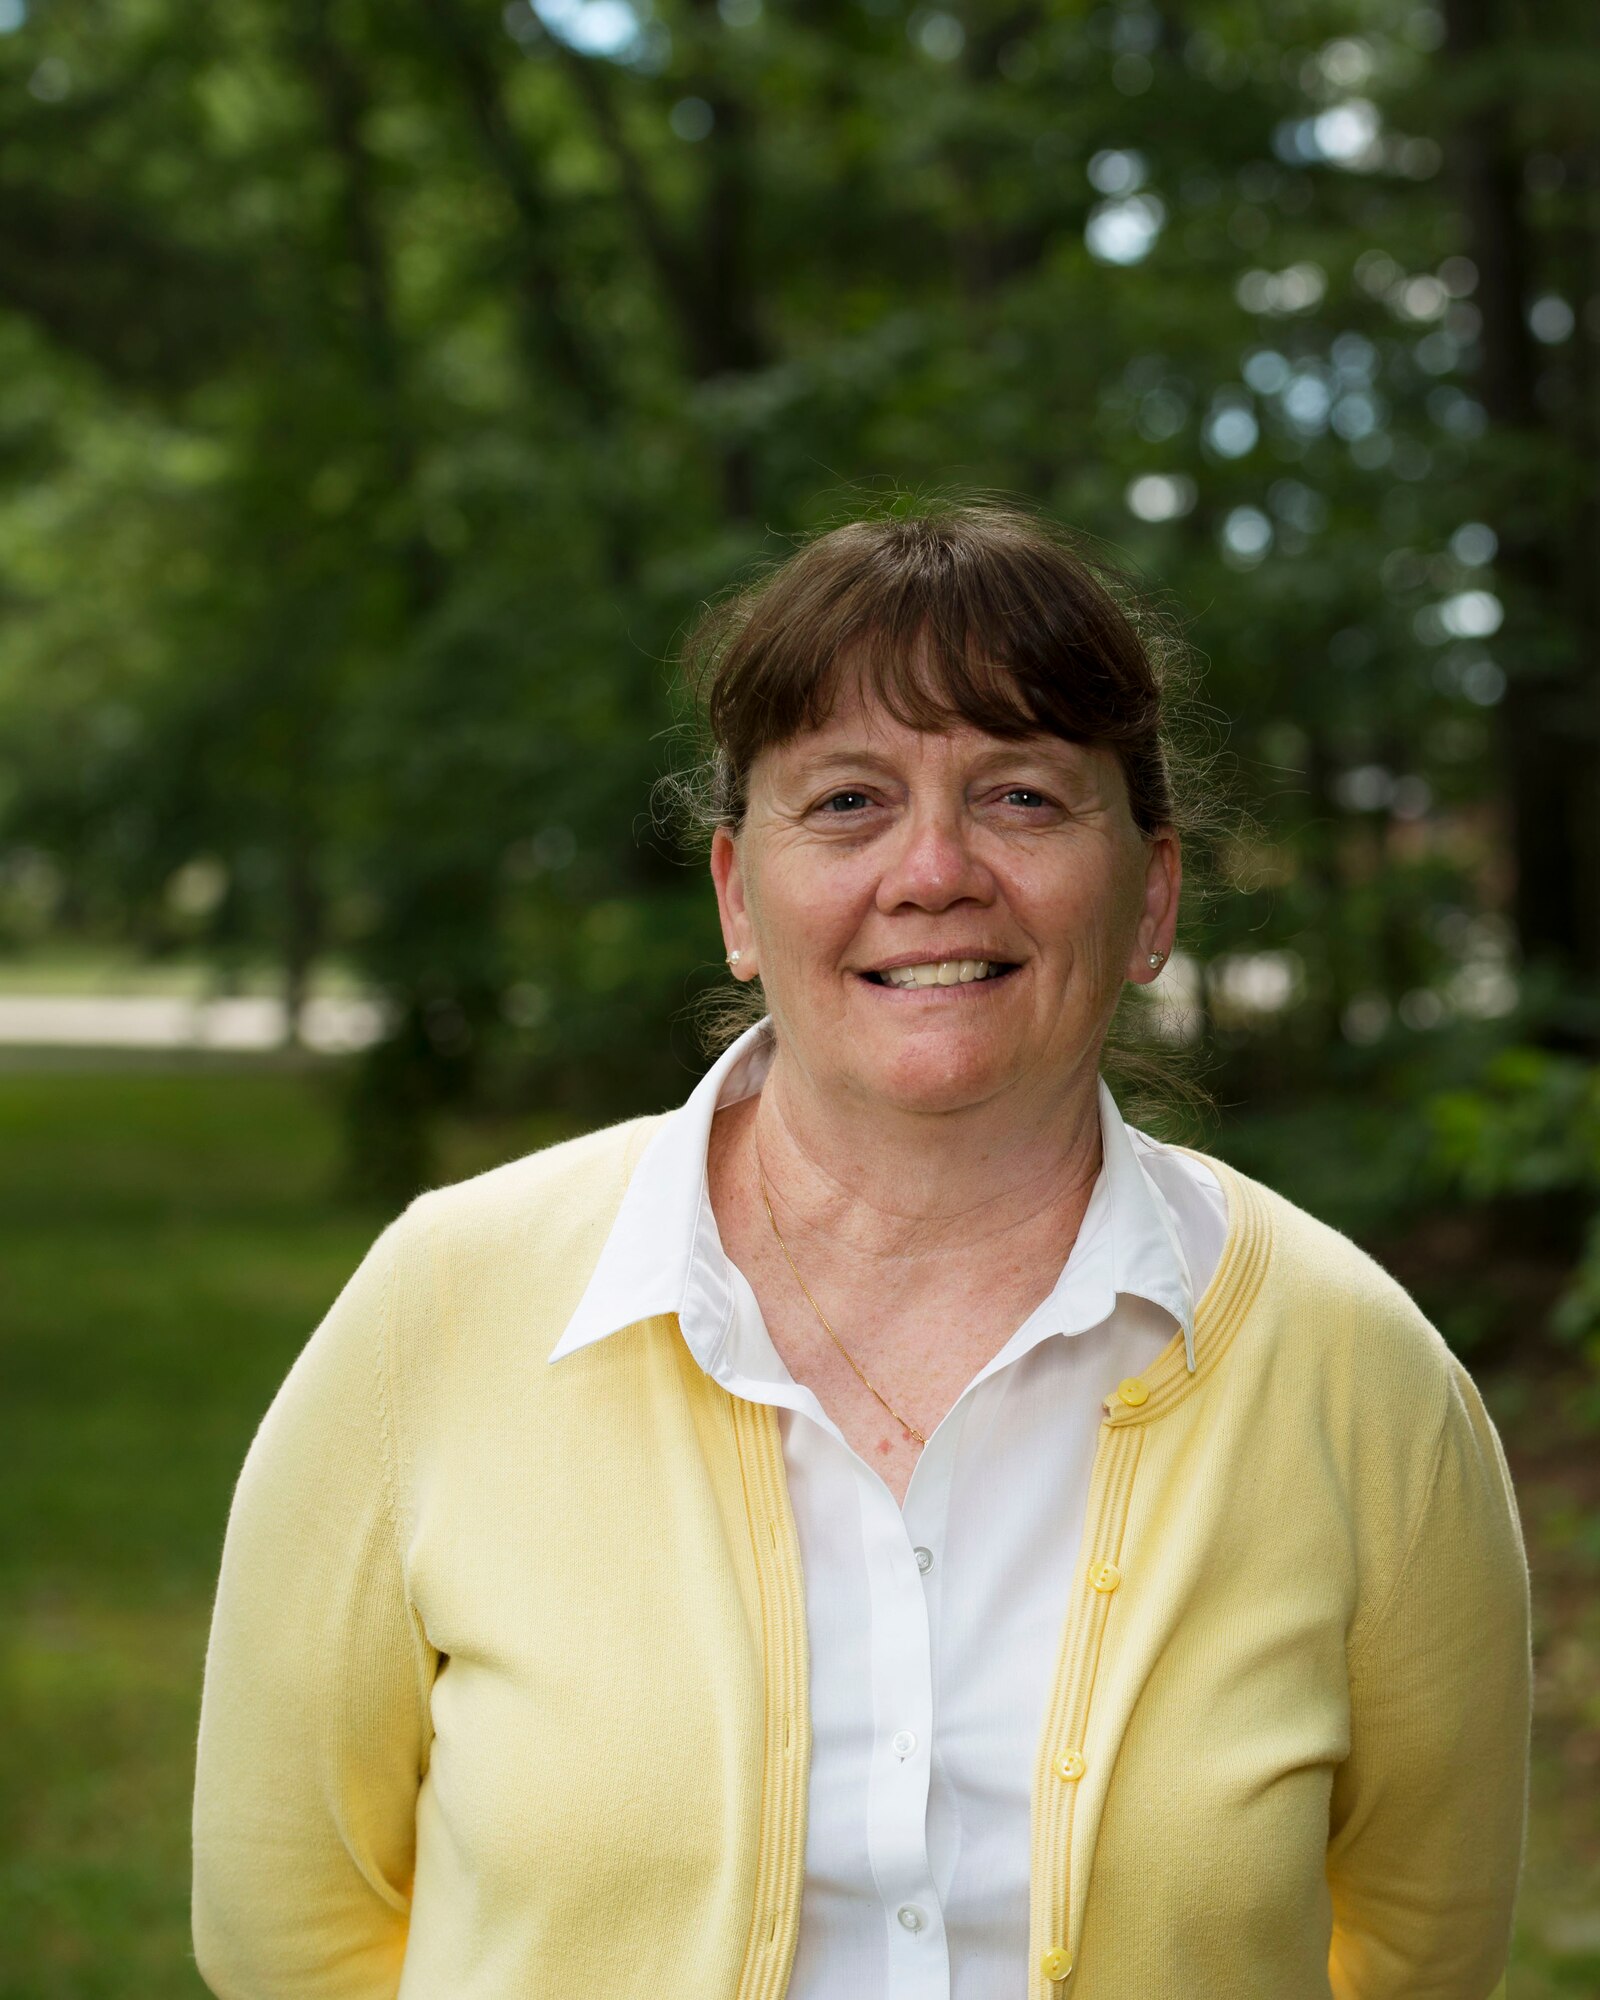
[549,1017,1196,1374]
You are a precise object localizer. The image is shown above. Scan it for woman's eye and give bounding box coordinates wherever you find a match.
[1000,787,1051,809]
[817,790,873,814]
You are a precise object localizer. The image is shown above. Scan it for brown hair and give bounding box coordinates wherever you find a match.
[690,501,1192,831]
[666,496,1223,1130]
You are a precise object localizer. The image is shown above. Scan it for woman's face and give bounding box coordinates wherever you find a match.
[711,677,1181,1120]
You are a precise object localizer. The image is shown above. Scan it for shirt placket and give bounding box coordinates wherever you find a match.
[709,1263,951,1996]
[851,1443,950,2000]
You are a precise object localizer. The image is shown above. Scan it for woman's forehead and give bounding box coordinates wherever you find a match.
[772,680,1094,759]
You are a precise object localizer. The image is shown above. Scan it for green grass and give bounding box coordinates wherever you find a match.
[0,1063,571,1997]
[0,1068,366,1997]
[0,1063,1594,1994]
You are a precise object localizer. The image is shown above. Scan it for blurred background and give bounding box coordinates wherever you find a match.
[0,0,1595,1990]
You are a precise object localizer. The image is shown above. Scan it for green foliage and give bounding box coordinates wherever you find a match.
[1427,1048,1600,1208]
[0,0,1594,1197]
[1425,1048,1600,1349]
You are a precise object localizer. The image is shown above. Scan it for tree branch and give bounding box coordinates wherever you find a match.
[415,0,613,424]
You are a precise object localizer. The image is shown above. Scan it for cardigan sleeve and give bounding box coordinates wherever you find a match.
[192,1214,438,1998]
[1325,1351,1531,2000]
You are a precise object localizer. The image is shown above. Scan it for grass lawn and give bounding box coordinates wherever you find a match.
[0,1061,1594,1995]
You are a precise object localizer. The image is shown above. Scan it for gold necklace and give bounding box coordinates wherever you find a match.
[755,1151,927,1446]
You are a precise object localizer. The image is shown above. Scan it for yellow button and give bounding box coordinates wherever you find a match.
[1115,1377,1149,1407]
[1054,1749,1087,1782]
[1041,1946,1073,1981]
[1089,1561,1122,1594]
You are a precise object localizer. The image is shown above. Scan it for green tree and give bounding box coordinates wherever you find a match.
[0,0,1593,1199]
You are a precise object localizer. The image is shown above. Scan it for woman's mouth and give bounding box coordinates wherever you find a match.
[862,959,1021,989]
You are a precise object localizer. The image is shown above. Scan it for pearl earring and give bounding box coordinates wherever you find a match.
[726,950,742,969]
[1148,951,1166,969]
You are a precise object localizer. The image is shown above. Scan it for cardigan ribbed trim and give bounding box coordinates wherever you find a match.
[729,1395,812,2000]
[1098,1152,1272,1426]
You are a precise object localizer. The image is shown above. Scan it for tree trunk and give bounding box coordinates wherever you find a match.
[282,819,321,1049]
[1443,0,1600,1047]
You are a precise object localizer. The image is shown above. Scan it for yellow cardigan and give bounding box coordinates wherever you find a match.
[192,1116,1530,2000]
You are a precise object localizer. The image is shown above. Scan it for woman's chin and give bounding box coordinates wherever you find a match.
[843,1013,1039,1116]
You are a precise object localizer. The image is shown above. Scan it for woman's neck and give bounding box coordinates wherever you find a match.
[731,1042,1105,1274]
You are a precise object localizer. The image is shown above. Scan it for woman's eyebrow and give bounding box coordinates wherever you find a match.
[783,746,903,781]
[777,737,1100,789]
[967,740,1099,781]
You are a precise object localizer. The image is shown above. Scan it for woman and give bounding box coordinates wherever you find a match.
[193,505,1530,2000]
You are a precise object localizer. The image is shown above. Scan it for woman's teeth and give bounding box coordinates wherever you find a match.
[878,960,1002,988]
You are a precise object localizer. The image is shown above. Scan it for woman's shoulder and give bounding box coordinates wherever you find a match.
[399,1111,668,1263]
[1193,1152,1524,1673]
[359,1112,674,1394]
[1187,1148,1463,1398]
[1185,1153,1511,1571]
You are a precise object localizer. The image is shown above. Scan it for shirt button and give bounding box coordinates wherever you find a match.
[1041,1945,1073,1980]
[1089,1561,1122,1593]
[1054,1749,1087,1782]
[914,1545,934,1574]
[1116,1376,1149,1407]
[891,1729,917,1759]
[897,1903,927,1933]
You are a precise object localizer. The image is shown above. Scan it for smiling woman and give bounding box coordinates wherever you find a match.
[709,698,1176,1162]
[193,501,1529,2000]
[709,696,1176,1122]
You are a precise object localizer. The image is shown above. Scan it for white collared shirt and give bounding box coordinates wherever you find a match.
[553,1019,1227,2000]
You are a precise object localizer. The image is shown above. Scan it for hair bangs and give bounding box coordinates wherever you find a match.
[802,615,1058,750]
[691,501,1181,835]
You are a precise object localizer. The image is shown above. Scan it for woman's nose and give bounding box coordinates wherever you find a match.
[875,806,993,912]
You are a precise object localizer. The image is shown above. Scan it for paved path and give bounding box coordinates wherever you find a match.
[0,994,385,1052]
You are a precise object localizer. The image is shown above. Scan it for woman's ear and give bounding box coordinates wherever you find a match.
[1125,827,1182,983]
[711,826,756,978]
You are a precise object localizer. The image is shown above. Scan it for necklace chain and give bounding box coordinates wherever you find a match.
[755,1151,927,1447]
